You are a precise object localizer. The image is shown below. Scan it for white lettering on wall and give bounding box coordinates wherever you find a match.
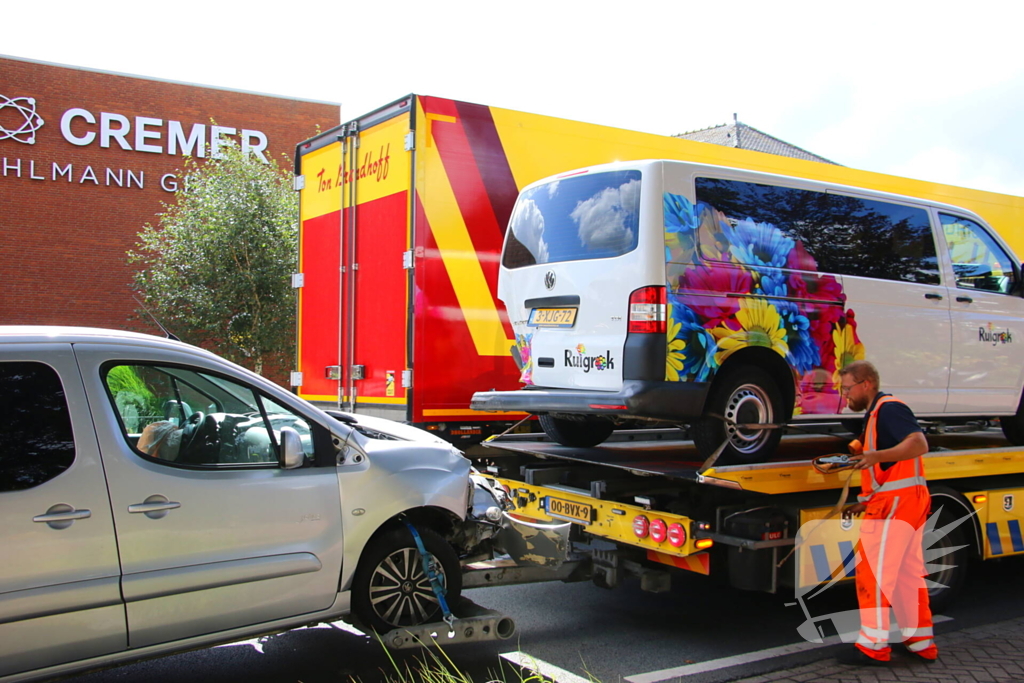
[53,163,72,181]
[56,108,269,161]
[242,129,269,163]
[210,126,236,159]
[161,173,178,192]
[100,113,132,150]
[168,122,206,157]
[61,109,96,146]
[135,117,163,154]
[2,156,155,191]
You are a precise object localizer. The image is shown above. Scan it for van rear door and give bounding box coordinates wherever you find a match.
[498,167,658,392]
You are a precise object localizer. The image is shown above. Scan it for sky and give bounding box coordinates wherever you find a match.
[6,0,1023,195]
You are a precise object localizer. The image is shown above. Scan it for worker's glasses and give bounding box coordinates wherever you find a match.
[840,379,866,395]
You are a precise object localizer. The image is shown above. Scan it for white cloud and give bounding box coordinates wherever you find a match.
[509,198,549,263]
[571,179,639,251]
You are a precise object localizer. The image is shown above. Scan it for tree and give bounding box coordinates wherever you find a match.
[130,142,298,378]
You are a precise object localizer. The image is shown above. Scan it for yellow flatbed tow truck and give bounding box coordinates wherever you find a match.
[473,427,1024,611]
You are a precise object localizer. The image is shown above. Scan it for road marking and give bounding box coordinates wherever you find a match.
[500,651,595,683]
[624,615,953,682]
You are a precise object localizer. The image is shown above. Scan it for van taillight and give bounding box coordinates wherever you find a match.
[628,286,666,334]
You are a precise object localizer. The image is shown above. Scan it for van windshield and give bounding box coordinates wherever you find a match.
[502,170,641,269]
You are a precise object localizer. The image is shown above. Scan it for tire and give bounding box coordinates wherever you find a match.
[692,366,785,465]
[351,526,462,632]
[538,414,615,448]
[923,502,971,612]
[1001,394,1024,445]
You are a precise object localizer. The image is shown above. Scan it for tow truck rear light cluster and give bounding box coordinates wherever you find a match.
[628,286,666,334]
[633,515,696,549]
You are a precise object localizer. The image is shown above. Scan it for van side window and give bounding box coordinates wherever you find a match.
[940,214,1017,295]
[829,194,939,285]
[0,362,76,492]
[104,364,313,467]
[694,178,939,285]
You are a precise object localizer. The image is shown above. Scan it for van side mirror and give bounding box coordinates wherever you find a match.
[278,426,305,469]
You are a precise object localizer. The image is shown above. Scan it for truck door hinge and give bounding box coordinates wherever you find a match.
[402,370,412,388]
[290,371,303,387]
[291,273,305,288]
[404,132,415,151]
[293,175,305,191]
[403,250,415,269]
[350,365,365,380]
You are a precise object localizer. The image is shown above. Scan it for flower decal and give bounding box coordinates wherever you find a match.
[515,332,534,385]
[663,191,863,414]
[710,297,789,366]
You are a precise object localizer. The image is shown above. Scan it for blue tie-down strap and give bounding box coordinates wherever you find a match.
[403,520,455,631]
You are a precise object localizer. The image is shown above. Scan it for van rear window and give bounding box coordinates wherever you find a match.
[502,170,641,269]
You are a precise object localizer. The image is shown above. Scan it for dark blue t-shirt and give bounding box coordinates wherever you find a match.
[854,393,924,471]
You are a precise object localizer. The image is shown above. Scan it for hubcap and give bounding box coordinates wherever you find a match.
[724,383,773,454]
[368,548,444,628]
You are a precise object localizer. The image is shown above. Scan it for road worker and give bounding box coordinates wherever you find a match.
[836,360,938,666]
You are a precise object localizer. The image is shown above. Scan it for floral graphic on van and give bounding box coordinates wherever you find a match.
[663,192,863,415]
[514,332,534,385]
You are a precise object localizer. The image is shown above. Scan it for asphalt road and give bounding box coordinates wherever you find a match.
[65,550,1024,683]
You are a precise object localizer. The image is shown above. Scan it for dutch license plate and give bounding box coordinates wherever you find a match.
[528,307,577,328]
[545,496,593,524]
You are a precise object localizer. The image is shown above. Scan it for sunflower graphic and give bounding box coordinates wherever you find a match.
[666,313,687,382]
[832,312,865,388]
[710,297,789,366]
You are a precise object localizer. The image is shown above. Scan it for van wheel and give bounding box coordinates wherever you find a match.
[692,366,785,465]
[1000,395,1024,445]
[539,414,615,448]
[351,527,462,633]
[924,504,971,612]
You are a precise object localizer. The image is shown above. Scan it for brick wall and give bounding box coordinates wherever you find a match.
[0,56,338,338]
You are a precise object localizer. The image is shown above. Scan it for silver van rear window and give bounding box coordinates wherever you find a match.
[502,170,641,268]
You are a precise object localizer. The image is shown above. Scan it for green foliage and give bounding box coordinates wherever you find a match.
[105,365,160,432]
[129,142,298,376]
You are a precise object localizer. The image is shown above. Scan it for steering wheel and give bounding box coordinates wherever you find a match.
[180,411,206,452]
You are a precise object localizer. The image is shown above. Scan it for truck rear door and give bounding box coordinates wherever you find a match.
[295,98,413,422]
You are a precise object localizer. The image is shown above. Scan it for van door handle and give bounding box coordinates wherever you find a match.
[956,296,974,303]
[128,494,181,519]
[924,293,943,300]
[34,504,91,529]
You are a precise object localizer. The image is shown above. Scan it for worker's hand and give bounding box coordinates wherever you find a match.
[843,503,866,516]
[848,450,880,470]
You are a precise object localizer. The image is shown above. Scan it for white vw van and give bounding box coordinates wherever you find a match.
[471,160,1024,463]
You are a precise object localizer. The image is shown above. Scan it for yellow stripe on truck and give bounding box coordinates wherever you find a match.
[417,107,513,357]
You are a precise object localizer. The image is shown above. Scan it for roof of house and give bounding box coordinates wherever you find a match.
[674,120,839,165]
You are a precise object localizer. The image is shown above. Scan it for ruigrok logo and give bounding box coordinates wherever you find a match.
[0,94,44,144]
[979,323,1012,346]
[564,344,614,372]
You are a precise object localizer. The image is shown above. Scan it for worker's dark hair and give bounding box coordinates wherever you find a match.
[839,360,880,390]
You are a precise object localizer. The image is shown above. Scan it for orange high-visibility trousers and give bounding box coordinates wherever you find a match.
[854,487,938,661]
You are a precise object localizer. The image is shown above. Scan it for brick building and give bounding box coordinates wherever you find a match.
[1,55,339,331]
